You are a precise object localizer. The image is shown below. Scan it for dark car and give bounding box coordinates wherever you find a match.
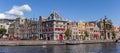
[115,37,120,42]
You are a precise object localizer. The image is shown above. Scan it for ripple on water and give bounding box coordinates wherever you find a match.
[0,43,120,53]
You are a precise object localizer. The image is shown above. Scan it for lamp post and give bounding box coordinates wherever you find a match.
[103,16,107,40]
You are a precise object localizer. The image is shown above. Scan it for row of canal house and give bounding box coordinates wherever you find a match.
[8,12,120,40]
[8,17,47,40]
[67,21,100,40]
[68,17,120,40]
[8,11,67,40]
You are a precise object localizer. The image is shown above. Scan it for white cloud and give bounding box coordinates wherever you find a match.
[0,4,31,19]
[7,4,31,16]
[20,4,32,11]
[0,13,6,19]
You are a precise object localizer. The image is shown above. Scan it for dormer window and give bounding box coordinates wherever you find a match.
[48,17,51,20]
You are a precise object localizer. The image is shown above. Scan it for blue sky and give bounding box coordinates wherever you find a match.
[0,0,120,27]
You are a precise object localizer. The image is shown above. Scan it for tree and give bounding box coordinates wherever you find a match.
[65,28,71,40]
[0,28,7,38]
[84,31,89,37]
[0,28,7,35]
[112,31,116,39]
[100,32,104,36]
[100,31,104,39]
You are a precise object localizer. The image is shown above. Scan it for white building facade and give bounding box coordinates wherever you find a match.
[43,12,67,40]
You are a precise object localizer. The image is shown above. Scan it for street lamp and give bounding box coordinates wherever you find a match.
[103,16,107,40]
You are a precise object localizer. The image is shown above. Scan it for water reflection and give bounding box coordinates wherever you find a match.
[0,43,120,53]
[65,44,102,53]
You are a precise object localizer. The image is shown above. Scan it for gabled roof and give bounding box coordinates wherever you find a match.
[47,11,67,21]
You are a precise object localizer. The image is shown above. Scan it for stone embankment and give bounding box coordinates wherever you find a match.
[0,40,115,46]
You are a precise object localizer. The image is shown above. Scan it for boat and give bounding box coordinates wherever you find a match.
[115,37,120,43]
[65,43,80,45]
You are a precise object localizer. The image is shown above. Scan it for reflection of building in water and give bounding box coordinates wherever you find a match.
[53,45,66,53]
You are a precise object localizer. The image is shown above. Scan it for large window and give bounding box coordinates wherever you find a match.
[90,28,93,31]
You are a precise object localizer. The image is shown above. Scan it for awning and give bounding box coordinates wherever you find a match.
[58,28,60,31]
[61,28,65,31]
[94,34,99,37]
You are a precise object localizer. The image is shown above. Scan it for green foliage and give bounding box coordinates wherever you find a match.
[112,31,116,39]
[101,32,104,36]
[65,28,71,40]
[84,31,89,37]
[0,28,7,35]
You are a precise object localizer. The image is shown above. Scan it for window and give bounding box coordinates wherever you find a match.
[74,32,75,34]
[46,24,48,27]
[56,25,58,27]
[0,25,2,27]
[64,26,65,28]
[60,25,62,27]
[90,28,93,31]
[50,25,52,27]
[21,20,23,22]
[6,23,9,25]
[63,22,65,24]
[56,22,58,24]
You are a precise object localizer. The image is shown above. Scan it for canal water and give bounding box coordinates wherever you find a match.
[0,43,120,53]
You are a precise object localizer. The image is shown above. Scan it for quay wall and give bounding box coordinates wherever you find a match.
[0,40,115,46]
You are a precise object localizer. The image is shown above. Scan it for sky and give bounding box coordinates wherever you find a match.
[0,0,120,27]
